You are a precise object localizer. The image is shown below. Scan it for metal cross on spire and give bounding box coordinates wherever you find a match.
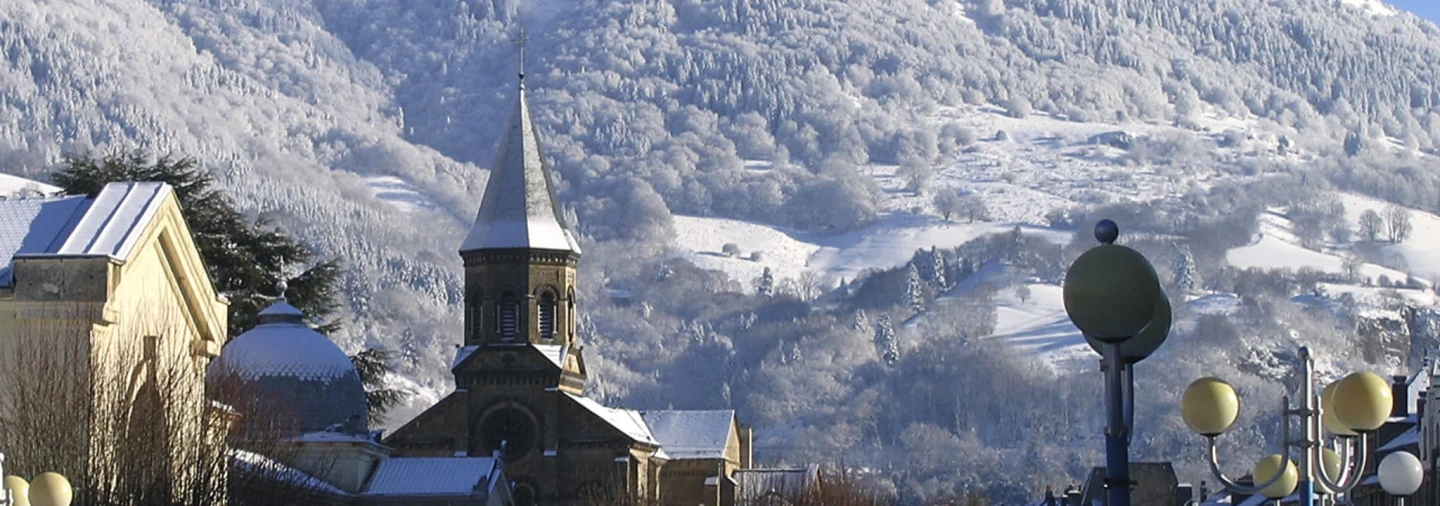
[511,29,529,84]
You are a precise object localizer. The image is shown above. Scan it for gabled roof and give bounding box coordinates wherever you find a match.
[461,78,580,254]
[0,182,172,286]
[452,343,568,372]
[361,457,500,497]
[641,410,735,460]
[562,392,658,445]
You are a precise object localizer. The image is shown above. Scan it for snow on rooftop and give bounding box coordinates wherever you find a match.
[461,85,580,254]
[1379,426,1419,452]
[533,344,565,369]
[453,345,478,370]
[362,457,498,496]
[215,301,359,381]
[641,410,734,460]
[563,392,657,444]
[0,174,59,197]
[0,182,174,287]
[230,449,346,495]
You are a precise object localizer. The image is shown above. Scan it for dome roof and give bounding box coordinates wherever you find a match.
[210,295,368,434]
[217,301,356,380]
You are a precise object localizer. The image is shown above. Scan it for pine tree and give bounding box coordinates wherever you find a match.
[873,314,899,365]
[755,267,775,297]
[931,246,948,289]
[1173,245,1200,294]
[852,309,869,331]
[905,263,925,313]
[349,348,409,426]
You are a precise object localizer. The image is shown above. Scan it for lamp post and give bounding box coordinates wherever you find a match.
[1378,451,1423,505]
[1063,220,1169,506]
[1180,349,1396,506]
[0,453,73,506]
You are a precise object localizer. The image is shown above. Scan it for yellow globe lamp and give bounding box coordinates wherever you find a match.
[1181,377,1240,436]
[1316,448,1343,495]
[1253,454,1299,499]
[1321,381,1357,437]
[4,475,30,506]
[1333,371,1393,432]
[1062,221,1161,343]
[28,473,70,506]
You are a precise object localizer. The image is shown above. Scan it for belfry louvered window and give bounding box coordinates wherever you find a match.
[499,294,519,341]
[539,292,556,341]
[468,290,483,341]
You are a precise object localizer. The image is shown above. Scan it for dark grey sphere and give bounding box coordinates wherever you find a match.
[1095,219,1119,244]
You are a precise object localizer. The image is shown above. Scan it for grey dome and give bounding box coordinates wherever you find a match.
[210,299,368,435]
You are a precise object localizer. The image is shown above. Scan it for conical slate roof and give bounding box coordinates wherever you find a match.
[460,77,581,254]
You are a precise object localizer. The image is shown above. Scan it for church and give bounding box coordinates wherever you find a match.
[382,72,754,506]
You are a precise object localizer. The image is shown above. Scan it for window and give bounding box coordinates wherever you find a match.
[499,294,519,341]
[539,292,556,341]
[468,289,483,341]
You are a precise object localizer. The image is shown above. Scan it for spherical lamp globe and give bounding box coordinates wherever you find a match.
[1084,294,1172,363]
[4,475,30,506]
[1333,371,1393,432]
[1316,448,1343,495]
[1062,238,1161,343]
[1181,377,1239,436]
[28,473,70,506]
[1321,381,1357,437]
[1378,451,1424,496]
[1254,455,1298,500]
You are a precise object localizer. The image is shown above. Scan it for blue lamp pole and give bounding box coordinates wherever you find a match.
[1065,220,1171,506]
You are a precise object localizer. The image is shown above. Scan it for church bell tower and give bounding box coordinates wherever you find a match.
[457,69,585,390]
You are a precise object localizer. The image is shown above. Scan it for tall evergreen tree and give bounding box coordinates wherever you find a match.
[905,263,925,313]
[756,266,775,297]
[930,246,948,289]
[873,314,899,366]
[1172,245,1200,294]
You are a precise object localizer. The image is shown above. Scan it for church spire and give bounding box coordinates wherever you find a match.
[460,35,580,255]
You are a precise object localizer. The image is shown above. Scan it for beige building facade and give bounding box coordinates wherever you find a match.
[0,182,230,503]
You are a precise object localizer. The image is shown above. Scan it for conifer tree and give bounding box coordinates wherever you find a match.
[756,266,775,297]
[905,263,925,313]
[852,309,869,332]
[1173,245,1200,294]
[931,246,948,289]
[873,314,899,366]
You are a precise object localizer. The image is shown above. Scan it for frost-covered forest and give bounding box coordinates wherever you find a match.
[7,0,1440,502]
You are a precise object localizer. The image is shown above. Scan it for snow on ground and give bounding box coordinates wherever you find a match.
[1339,0,1399,17]
[1226,205,1411,283]
[670,213,1071,288]
[1338,193,1440,281]
[985,283,1093,372]
[364,175,437,214]
[670,215,821,287]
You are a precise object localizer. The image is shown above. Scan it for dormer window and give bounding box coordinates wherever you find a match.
[538,292,556,341]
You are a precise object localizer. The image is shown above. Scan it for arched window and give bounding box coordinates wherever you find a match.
[468,289,483,342]
[499,293,519,341]
[538,292,556,341]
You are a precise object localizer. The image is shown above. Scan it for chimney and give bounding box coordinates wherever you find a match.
[1392,375,1409,418]
[1419,389,1428,417]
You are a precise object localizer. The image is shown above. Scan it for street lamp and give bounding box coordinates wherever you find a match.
[0,454,73,506]
[1180,348,1394,506]
[1378,451,1423,505]
[1063,219,1168,506]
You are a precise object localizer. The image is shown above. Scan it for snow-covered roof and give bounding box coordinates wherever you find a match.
[214,299,359,381]
[230,449,346,495]
[453,345,478,370]
[641,410,735,460]
[361,457,499,497]
[563,392,657,444]
[533,344,565,369]
[461,81,581,254]
[1379,426,1420,452]
[0,182,171,286]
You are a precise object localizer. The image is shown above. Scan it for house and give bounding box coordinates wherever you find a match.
[0,181,231,503]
